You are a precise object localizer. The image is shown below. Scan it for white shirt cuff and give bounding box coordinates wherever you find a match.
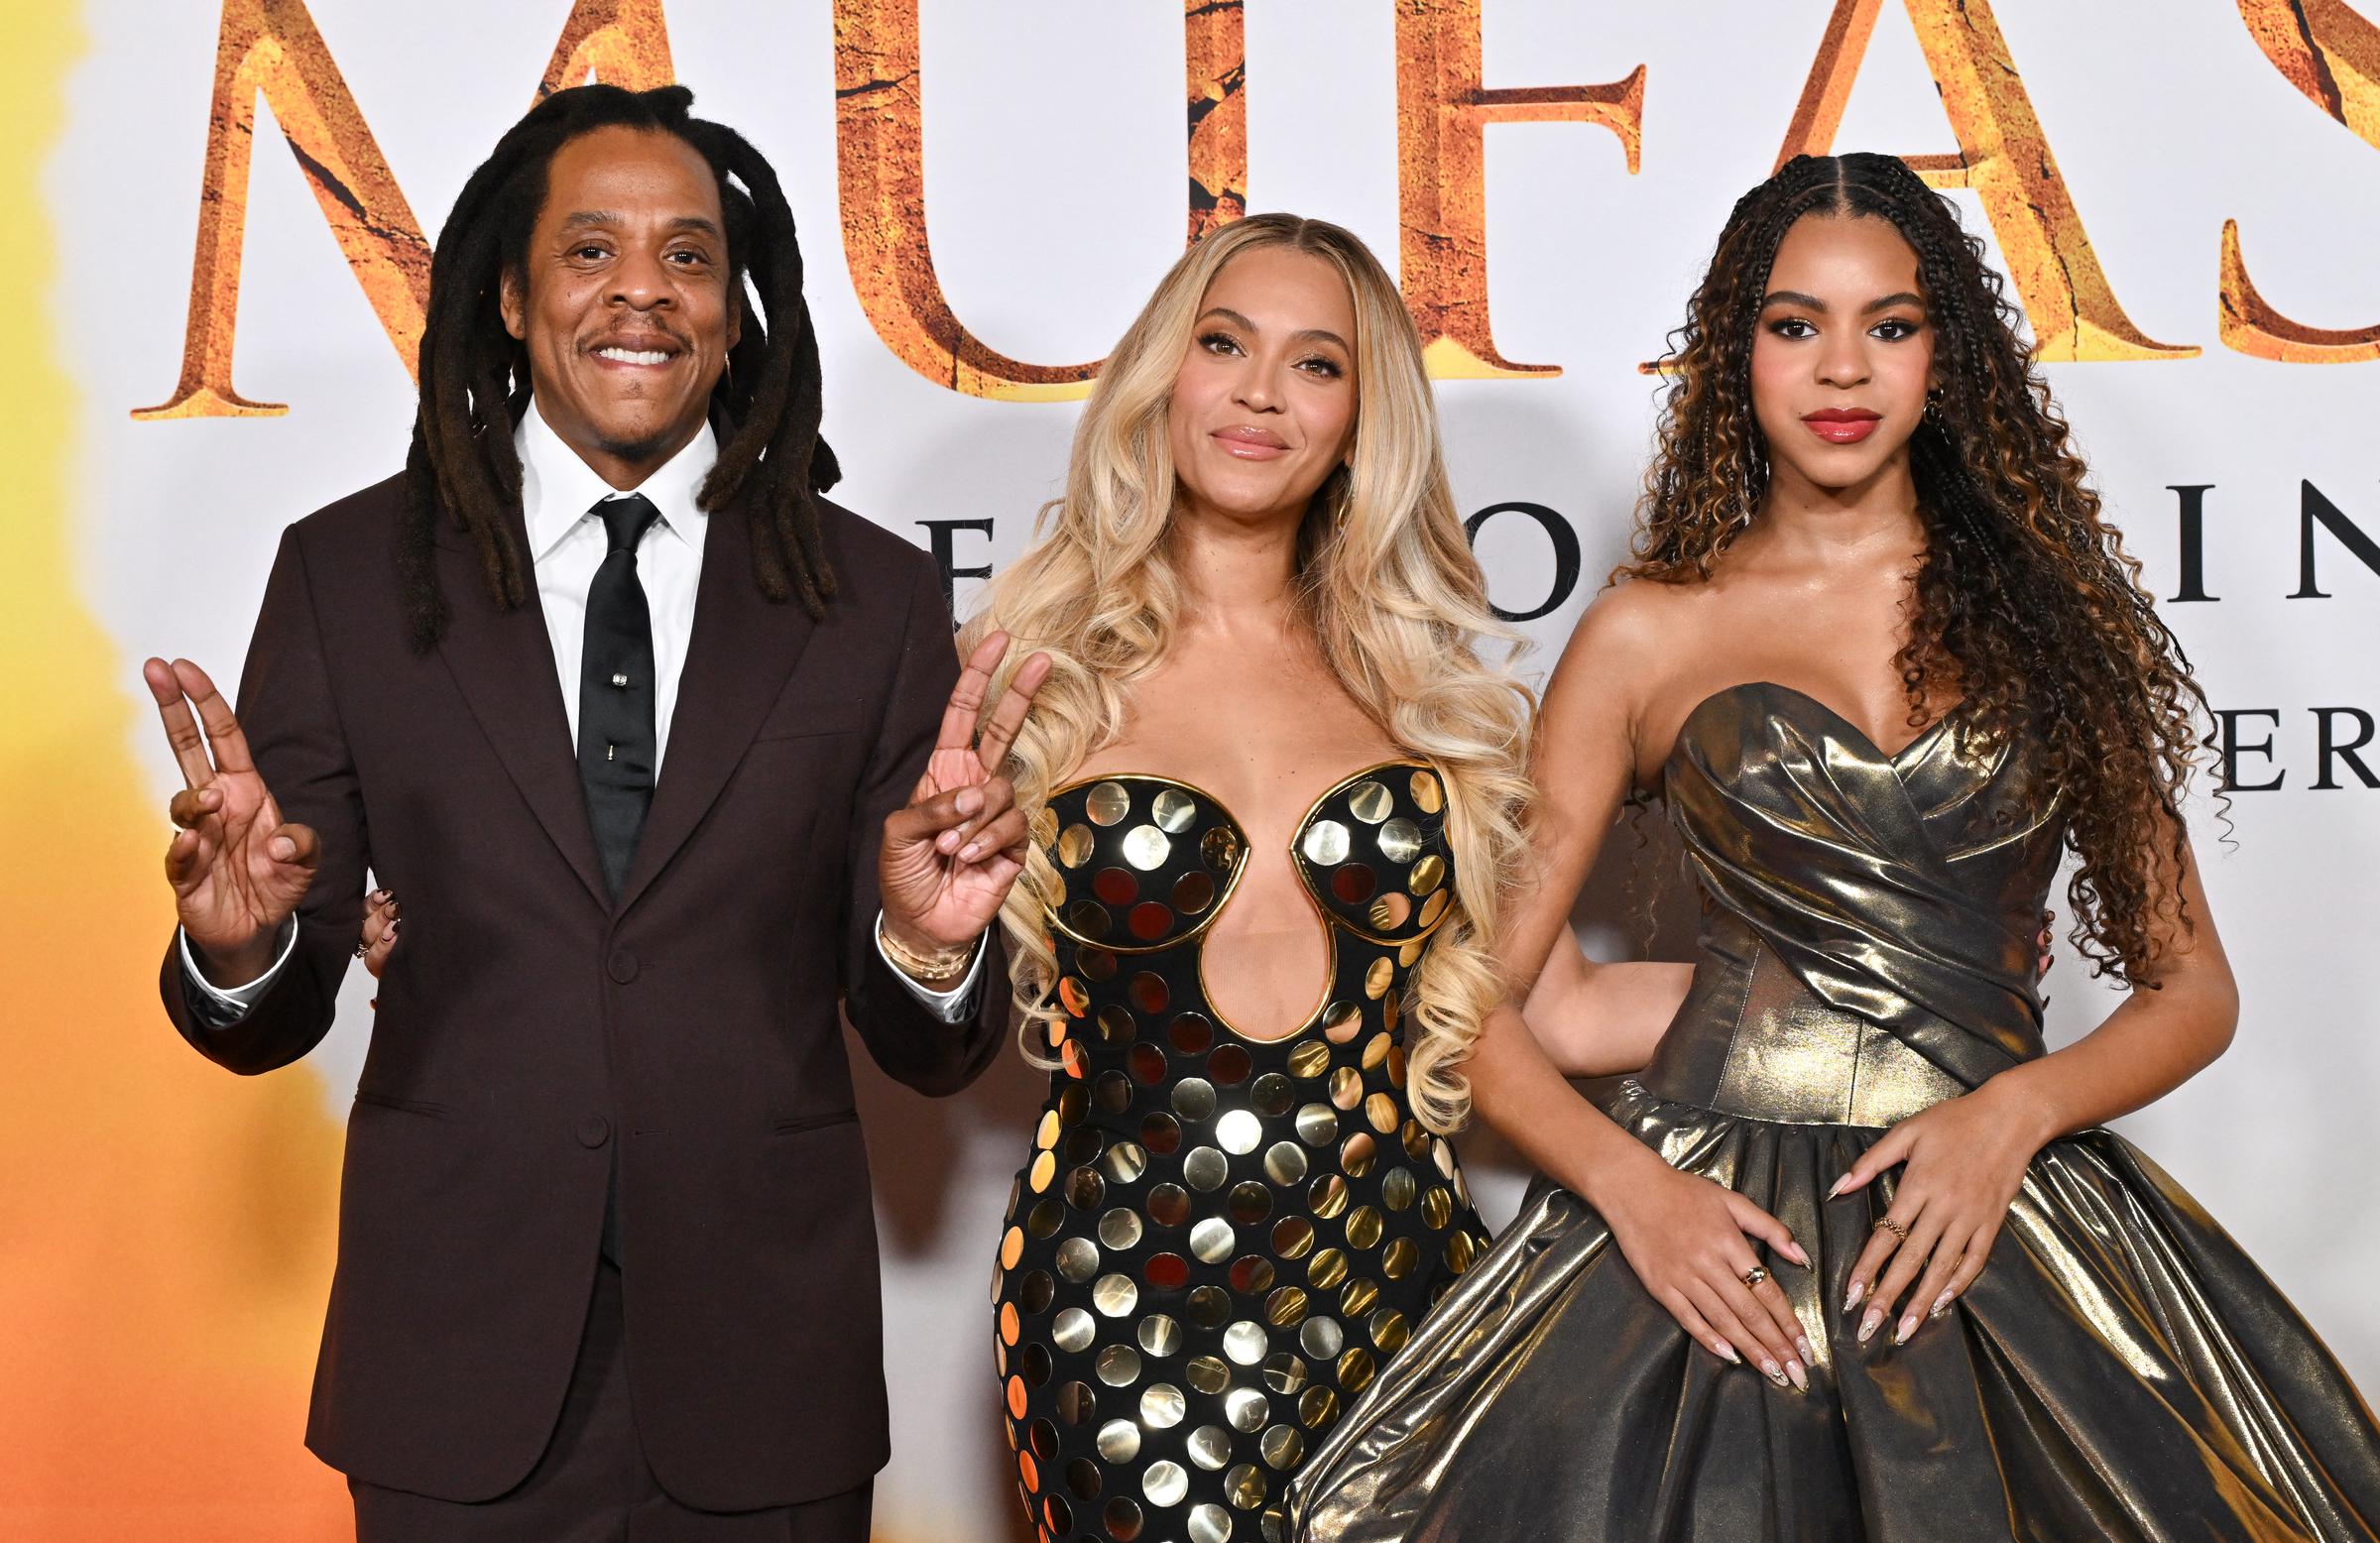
[178,917,300,1024]
[876,912,988,1022]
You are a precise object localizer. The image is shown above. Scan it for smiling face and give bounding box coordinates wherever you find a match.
[1748,212,1936,501]
[500,123,740,489]
[1165,245,1361,531]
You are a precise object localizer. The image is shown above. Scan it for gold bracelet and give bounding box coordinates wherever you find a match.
[879,916,975,983]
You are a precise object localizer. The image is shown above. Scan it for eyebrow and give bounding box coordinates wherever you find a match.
[556,211,724,239]
[1196,305,1351,351]
[1760,289,1926,314]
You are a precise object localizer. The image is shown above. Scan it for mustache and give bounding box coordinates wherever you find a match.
[581,324,694,353]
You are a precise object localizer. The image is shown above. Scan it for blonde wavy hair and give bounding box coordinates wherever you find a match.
[960,213,1536,1133]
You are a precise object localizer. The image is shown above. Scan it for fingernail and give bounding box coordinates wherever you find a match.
[1929,1290,1953,1317]
[1894,1314,1918,1346]
[1761,1359,1785,1386]
[958,788,983,814]
[959,843,981,862]
[1796,1334,1814,1363]
[936,831,958,853]
[1857,1309,1882,1344]
[370,889,390,903]
[1787,1240,1811,1267]
[1844,1280,1865,1313]
[1787,1359,1808,1391]
[1825,1175,1849,1199]
[1714,1340,1739,1365]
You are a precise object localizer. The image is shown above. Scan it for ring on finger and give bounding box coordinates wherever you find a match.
[1740,1265,1768,1289]
[1872,1216,1911,1242]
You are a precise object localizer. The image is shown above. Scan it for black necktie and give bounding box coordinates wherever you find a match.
[577,494,662,900]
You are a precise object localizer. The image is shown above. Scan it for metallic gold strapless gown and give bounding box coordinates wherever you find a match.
[1289,683,2380,1542]
[995,764,1491,1543]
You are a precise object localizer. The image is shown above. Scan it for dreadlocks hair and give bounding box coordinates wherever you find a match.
[398,82,841,651]
[1623,152,2217,990]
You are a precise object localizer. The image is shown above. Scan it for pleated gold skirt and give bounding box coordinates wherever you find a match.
[1287,1079,2380,1542]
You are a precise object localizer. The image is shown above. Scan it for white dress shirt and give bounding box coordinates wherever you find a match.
[182,397,982,1018]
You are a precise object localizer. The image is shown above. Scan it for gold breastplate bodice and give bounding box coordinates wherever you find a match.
[1034,763,1458,1071]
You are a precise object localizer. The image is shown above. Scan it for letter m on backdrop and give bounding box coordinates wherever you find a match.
[136,0,676,419]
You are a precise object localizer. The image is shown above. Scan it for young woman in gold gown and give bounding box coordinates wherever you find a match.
[1290,154,2380,1542]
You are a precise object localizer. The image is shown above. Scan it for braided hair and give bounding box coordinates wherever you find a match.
[1625,152,2214,988]
[399,83,840,650]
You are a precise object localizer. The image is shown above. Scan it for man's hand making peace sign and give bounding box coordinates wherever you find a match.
[144,655,318,987]
[877,632,1053,987]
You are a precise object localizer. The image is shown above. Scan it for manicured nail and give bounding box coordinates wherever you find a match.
[1857,1309,1882,1344]
[1929,1291,1954,1318]
[1760,1359,1786,1387]
[370,889,390,902]
[1786,1359,1808,1391]
[1825,1175,1849,1200]
[1844,1280,1865,1312]
[1786,1240,1811,1267]
[1796,1334,1814,1363]
[1894,1314,1919,1346]
[1713,1340,1740,1365]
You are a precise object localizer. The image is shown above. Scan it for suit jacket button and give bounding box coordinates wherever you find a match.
[608,948,638,984]
[577,1115,611,1149]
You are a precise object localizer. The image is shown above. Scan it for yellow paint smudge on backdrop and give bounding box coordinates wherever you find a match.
[0,3,348,1536]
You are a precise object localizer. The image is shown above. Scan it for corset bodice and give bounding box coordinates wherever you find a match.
[1640,682,2069,1126]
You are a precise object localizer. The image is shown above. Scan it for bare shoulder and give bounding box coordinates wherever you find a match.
[1550,575,1708,691]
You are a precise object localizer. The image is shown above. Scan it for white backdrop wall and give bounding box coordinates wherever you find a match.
[48,2,2379,1535]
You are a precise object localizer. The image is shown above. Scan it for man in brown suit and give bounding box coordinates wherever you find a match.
[144,84,1044,1539]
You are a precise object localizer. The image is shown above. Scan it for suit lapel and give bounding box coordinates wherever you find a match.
[433,511,611,908]
[615,504,815,915]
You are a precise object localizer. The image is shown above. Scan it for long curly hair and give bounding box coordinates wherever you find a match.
[965,213,1537,1133]
[1625,152,2211,986]
[399,83,840,650]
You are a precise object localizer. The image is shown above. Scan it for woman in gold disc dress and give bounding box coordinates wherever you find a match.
[963,214,1654,1543]
[1290,154,2380,1541]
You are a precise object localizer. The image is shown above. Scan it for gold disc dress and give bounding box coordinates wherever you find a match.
[994,763,1490,1543]
[1288,683,2380,1542]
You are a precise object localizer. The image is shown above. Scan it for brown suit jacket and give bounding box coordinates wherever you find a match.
[159,473,1009,1509]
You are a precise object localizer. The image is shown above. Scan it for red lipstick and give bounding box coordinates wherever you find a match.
[1802,408,1881,444]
